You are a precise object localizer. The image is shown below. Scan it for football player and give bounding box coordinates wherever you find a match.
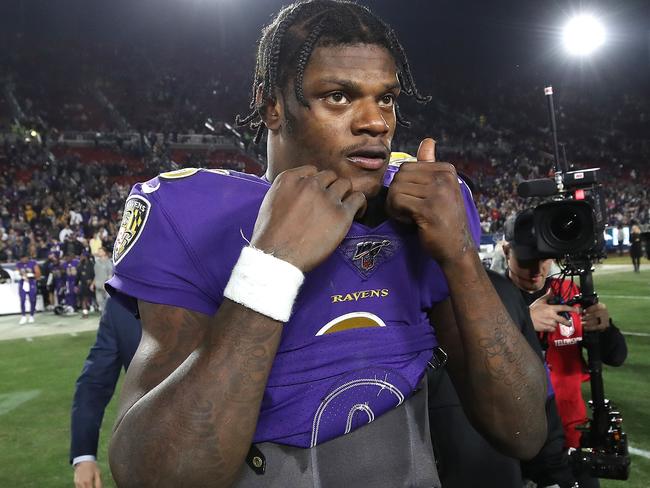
[106,2,547,486]
[16,252,41,324]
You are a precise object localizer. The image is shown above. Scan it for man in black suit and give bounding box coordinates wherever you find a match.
[70,297,141,488]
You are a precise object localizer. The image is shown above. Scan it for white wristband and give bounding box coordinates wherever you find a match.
[224,246,305,322]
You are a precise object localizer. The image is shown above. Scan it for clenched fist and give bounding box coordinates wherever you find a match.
[386,138,473,264]
[251,166,367,272]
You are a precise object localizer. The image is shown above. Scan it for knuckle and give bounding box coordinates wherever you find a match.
[348,191,365,207]
[275,170,289,183]
[338,176,352,186]
[291,165,317,181]
[307,177,322,190]
[340,176,352,189]
[440,162,457,172]
[400,161,416,171]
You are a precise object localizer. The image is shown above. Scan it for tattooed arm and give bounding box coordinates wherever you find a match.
[429,253,547,460]
[108,300,283,487]
[387,139,546,459]
[108,167,367,487]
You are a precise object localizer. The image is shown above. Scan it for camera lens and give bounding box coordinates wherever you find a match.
[534,201,596,256]
[550,211,583,242]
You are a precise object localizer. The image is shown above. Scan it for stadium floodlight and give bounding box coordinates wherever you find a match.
[562,14,606,56]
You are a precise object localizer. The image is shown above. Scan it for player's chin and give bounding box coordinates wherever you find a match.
[350,175,384,198]
[348,168,387,196]
[521,279,542,292]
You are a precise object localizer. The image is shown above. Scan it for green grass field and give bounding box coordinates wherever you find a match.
[0,266,648,487]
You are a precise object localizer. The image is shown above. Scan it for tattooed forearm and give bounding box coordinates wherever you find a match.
[109,299,283,487]
[479,329,527,389]
[434,254,547,459]
[214,312,280,404]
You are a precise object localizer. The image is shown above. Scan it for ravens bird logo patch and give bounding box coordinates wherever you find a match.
[113,196,151,264]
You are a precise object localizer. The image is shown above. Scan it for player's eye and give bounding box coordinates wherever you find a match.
[378,93,395,107]
[324,92,349,105]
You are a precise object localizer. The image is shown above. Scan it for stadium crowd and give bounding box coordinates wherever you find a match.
[0,3,644,487]
[1,43,648,317]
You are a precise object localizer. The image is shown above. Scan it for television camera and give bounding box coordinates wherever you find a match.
[515,86,630,481]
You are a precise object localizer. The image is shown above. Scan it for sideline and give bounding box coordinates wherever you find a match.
[0,264,645,342]
[594,263,648,275]
[0,313,99,342]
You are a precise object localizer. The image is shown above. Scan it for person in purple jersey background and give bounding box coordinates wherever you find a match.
[16,252,41,324]
[63,253,80,312]
[106,2,547,487]
[47,254,68,308]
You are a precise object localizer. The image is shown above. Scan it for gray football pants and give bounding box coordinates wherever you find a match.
[232,379,440,488]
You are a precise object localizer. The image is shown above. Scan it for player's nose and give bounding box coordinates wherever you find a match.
[351,98,390,137]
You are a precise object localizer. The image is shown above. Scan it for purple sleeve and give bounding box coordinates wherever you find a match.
[460,177,481,248]
[105,185,218,317]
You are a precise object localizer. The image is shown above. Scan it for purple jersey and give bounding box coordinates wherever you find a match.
[107,167,481,448]
[52,264,66,289]
[64,259,80,284]
[17,260,38,288]
[48,242,62,259]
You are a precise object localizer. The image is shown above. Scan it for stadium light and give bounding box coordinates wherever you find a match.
[562,14,606,56]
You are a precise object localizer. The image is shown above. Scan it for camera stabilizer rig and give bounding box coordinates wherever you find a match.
[516,86,630,480]
[561,263,630,481]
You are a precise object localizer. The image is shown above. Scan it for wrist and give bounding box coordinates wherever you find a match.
[437,250,481,275]
[72,455,97,467]
[224,246,305,323]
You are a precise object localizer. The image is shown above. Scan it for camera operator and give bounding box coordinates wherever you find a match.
[503,210,628,488]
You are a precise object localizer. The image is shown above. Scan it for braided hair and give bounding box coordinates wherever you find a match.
[235,0,430,144]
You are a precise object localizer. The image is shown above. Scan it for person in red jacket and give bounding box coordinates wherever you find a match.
[503,210,627,488]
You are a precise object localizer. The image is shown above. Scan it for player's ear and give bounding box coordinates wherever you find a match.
[257,84,282,131]
[502,242,511,258]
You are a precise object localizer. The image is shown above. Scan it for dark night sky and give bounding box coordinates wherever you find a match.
[1,0,649,94]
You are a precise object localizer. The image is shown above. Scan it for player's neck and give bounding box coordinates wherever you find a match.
[357,187,389,228]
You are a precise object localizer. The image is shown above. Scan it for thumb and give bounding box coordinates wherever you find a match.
[417,138,436,163]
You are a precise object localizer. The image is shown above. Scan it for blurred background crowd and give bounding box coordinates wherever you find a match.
[0,2,648,314]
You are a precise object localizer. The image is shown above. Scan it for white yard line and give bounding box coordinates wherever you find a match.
[0,390,41,416]
[621,331,650,337]
[630,446,650,460]
[600,295,650,300]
